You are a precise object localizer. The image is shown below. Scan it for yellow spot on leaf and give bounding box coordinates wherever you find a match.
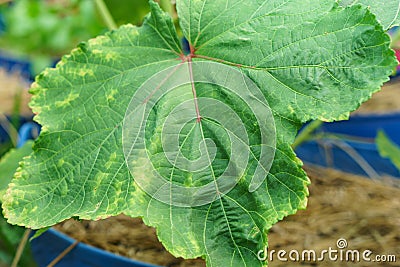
[105,152,117,169]
[130,27,139,36]
[58,159,65,167]
[107,89,118,101]
[105,52,117,61]
[55,93,79,108]
[95,172,107,189]
[78,69,95,77]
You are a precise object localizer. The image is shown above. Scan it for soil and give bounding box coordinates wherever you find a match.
[55,166,400,267]
[0,68,31,116]
[354,79,400,114]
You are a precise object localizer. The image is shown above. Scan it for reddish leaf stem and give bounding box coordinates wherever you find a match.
[143,61,185,104]
[193,54,258,70]
[187,54,202,123]
[47,240,80,267]
[176,43,258,123]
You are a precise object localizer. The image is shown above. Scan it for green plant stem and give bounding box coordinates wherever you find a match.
[11,229,31,267]
[159,0,176,20]
[292,120,323,149]
[95,0,117,31]
[11,86,22,132]
[0,112,18,148]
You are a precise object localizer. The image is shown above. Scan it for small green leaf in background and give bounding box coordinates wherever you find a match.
[0,140,35,267]
[0,141,33,201]
[376,130,400,170]
[339,0,400,30]
[29,227,50,241]
[1,1,397,266]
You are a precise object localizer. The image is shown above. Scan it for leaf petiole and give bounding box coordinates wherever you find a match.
[95,0,117,31]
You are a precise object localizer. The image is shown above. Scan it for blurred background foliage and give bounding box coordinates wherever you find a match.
[0,0,175,75]
[0,213,36,267]
[0,0,106,73]
[105,0,151,26]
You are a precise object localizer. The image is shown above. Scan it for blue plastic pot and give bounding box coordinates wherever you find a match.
[308,113,400,144]
[0,9,36,81]
[30,228,161,267]
[16,122,40,147]
[296,113,400,178]
[0,51,59,81]
[0,117,35,146]
[0,51,33,81]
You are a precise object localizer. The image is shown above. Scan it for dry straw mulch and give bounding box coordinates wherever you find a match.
[268,166,400,267]
[56,216,205,267]
[55,166,400,267]
[354,79,400,114]
[0,68,31,116]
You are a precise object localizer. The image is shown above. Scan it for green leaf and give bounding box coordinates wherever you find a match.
[339,0,400,30]
[29,227,50,241]
[0,141,33,201]
[1,1,396,267]
[376,130,400,170]
[178,0,395,142]
[3,0,183,225]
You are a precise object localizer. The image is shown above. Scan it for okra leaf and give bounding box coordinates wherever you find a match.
[339,0,400,30]
[178,0,394,141]
[2,1,396,267]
